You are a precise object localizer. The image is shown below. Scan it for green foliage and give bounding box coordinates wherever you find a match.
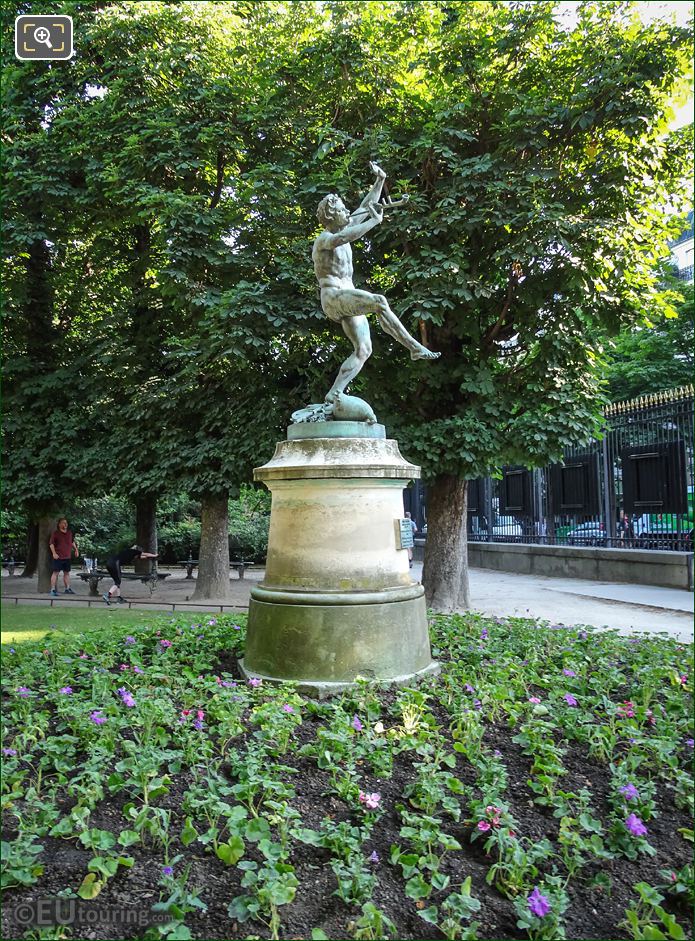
[604,280,694,403]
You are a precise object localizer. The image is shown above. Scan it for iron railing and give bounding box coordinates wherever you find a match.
[441,386,694,552]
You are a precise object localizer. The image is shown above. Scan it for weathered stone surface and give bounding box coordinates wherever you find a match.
[243,434,438,693]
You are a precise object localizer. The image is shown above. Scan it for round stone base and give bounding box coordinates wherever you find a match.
[242,591,438,696]
[238,657,440,699]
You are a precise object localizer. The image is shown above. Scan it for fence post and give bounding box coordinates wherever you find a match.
[601,437,616,544]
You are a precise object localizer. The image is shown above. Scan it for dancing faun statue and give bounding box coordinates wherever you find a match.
[292,164,440,425]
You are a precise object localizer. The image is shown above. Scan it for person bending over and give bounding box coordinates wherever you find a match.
[103,545,158,605]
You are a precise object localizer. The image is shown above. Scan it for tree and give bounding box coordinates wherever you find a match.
[256,1,692,610]
[603,280,694,402]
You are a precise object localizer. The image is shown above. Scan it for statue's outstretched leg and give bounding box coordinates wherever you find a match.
[373,295,440,360]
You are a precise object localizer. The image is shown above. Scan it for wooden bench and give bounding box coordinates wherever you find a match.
[2,559,24,576]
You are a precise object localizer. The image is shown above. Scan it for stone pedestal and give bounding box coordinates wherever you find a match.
[240,422,438,696]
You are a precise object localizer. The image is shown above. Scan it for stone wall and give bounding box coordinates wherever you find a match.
[413,539,693,590]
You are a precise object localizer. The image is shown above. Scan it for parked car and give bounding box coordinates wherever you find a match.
[566,522,606,547]
[491,516,524,542]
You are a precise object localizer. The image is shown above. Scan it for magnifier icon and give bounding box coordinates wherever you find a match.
[34,26,53,49]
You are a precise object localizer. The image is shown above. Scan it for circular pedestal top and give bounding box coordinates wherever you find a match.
[288,421,386,440]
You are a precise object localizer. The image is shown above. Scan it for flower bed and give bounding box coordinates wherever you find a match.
[1,613,692,940]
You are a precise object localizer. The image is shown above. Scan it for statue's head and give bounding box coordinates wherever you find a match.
[317,194,349,231]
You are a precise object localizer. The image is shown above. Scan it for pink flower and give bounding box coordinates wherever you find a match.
[196,709,205,720]
[282,704,294,713]
[528,887,551,918]
[563,693,578,707]
[528,696,541,704]
[16,687,30,698]
[562,669,576,677]
[477,820,491,832]
[160,639,172,649]
[352,715,363,731]
[119,664,129,671]
[679,674,687,686]
[358,791,381,809]
[617,701,635,718]
[248,677,262,687]
[625,813,648,837]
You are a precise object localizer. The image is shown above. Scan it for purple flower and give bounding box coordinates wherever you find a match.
[59,686,73,695]
[578,631,588,640]
[563,693,578,707]
[248,677,262,688]
[232,624,241,631]
[368,850,380,864]
[620,783,639,801]
[686,739,694,749]
[16,686,30,698]
[117,687,136,708]
[282,704,294,714]
[625,813,648,837]
[477,820,491,832]
[160,639,172,649]
[207,618,217,626]
[352,715,364,731]
[529,696,542,704]
[465,683,475,693]
[90,710,107,725]
[162,865,174,876]
[528,887,551,918]
[125,636,136,645]
[2,747,17,756]
[133,666,144,674]
[562,669,576,677]
[9,648,16,654]
[473,699,482,711]
[481,628,489,639]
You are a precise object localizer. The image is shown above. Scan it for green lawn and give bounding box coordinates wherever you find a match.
[0,603,218,645]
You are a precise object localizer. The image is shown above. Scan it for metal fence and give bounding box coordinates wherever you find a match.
[408,386,694,552]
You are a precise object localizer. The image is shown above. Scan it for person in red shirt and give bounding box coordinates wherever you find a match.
[49,518,79,596]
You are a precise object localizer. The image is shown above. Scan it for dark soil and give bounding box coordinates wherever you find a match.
[2,656,692,941]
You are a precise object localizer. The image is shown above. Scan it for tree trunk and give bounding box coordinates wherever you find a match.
[37,515,57,593]
[192,493,229,601]
[134,494,158,574]
[21,522,39,577]
[422,475,470,612]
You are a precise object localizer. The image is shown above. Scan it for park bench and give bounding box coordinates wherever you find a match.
[178,558,254,579]
[78,568,170,597]
[2,559,24,576]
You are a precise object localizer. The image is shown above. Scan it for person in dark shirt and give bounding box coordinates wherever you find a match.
[49,518,79,596]
[103,545,158,605]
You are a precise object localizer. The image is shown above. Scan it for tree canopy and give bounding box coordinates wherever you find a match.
[3,1,692,607]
